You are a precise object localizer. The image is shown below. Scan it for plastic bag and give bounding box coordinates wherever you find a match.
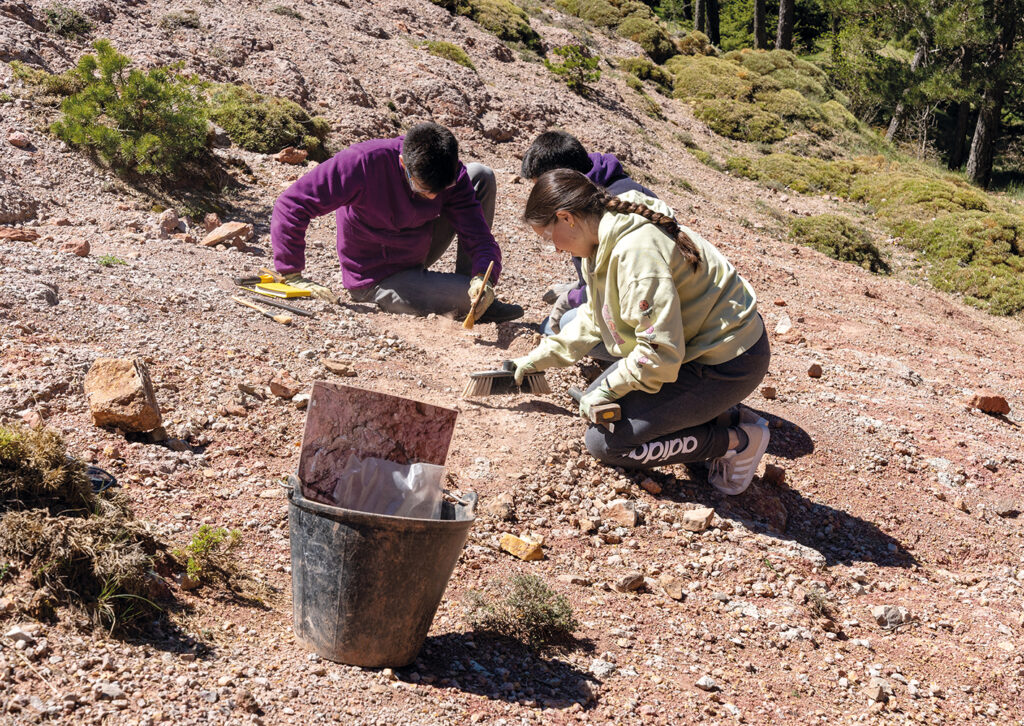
[327,454,444,520]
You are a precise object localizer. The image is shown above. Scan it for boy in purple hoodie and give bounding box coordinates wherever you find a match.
[520,131,656,357]
[271,122,523,322]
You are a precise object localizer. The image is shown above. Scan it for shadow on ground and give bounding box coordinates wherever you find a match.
[638,408,918,569]
[410,632,599,710]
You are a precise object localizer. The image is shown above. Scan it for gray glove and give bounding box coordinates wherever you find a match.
[547,291,573,334]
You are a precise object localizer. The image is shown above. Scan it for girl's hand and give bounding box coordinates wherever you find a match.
[579,384,617,422]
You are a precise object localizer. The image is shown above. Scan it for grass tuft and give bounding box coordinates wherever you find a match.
[464,574,578,651]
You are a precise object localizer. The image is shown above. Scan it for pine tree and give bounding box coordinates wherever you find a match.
[51,40,207,178]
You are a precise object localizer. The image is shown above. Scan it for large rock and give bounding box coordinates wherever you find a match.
[84,358,163,432]
[200,222,253,249]
[967,391,1010,415]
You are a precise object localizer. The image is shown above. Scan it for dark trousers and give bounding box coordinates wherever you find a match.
[584,327,770,469]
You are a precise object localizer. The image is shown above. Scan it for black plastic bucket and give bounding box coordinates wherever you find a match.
[288,483,476,667]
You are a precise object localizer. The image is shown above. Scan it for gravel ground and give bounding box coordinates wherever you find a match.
[2,0,1024,724]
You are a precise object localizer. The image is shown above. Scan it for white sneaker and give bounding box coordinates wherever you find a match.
[707,422,770,495]
[738,406,768,427]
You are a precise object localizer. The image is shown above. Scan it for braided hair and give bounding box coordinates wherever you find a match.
[523,169,700,266]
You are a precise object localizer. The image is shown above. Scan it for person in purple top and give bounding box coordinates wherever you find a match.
[520,131,656,359]
[271,122,524,322]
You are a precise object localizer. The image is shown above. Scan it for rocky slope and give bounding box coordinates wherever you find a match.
[2,0,1024,723]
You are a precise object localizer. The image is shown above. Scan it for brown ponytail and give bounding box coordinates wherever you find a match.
[524,169,700,266]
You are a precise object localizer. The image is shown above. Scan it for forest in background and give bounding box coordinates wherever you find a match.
[650,0,1023,191]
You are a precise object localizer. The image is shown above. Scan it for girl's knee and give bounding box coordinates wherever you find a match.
[584,427,617,465]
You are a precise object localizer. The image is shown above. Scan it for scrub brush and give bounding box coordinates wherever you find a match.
[463,360,551,397]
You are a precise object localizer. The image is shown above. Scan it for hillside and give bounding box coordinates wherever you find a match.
[2,0,1024,723]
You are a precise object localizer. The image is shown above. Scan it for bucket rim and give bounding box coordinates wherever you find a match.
[288,485,476,528]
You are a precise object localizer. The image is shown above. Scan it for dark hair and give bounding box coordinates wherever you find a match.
[402,122,459,192]
[524,169,700,266]
[520,131,592,179]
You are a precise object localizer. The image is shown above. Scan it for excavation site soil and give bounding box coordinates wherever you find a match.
[1,0,1023,723]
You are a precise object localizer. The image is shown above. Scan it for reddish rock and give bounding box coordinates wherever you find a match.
[60,238,90,257]
[760,385,777,400]
[7,131,30,148]
[200,222,254,249]
[808,363,823,378]
[763,463,786,486]
[84,358,163,432]
[275,146,308,164]
[270,373,300,399]
[203,213,222,232]
[604,499,638,528]
[158,208,179,233]
[0,227,40,241]
[967,391,1010,415]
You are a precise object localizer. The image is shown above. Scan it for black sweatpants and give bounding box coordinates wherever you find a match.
[583,328,770,469]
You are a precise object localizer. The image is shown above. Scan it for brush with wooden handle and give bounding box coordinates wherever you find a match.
[463,260,495,330]
[231,295,292,325]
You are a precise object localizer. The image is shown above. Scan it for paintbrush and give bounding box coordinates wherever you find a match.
[463,360,551,397]
[231,295,292,325]
[463,260,494,330]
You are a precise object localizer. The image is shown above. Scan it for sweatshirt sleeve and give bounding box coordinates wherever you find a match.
[441,167,503,283]
[526,300,603,369]
[270,149,366,275]
[601,274,685,398]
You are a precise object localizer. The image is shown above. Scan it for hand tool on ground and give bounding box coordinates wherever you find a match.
[568,386,621,426]
[237,289,315,317]
[231,295,292,325]
[463,360,551,397]
[259,267,285,283]
[232,273,276,286]
[463,260,494,330]
[252,281,312,298]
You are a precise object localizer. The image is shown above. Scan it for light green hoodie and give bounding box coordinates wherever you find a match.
[529,191,764,399]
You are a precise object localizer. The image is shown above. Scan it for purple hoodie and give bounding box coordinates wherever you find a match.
[564,153,657,308]
[271,136,501,289]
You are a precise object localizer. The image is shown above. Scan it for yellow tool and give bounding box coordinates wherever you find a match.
[463,261,494,330]
[253,282,312,298]
[231,295,292,325]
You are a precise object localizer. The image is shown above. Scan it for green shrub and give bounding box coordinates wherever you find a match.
[423,40,476,70]
[625,73,643,91]
[676,30,716,56]
[726,156,756,179]
[544,44,601,95]
[756,88,819,121]
[208,84,330,160]
[616,16,676,64]
[819,100,859,131]
[50,40,208,178]
[270,5,304,19]
[44,2,92,38]
[725,48,831,103]
[689,148,723,171]
[175,525,240,583]
[556,0,620,26]
[617,56,673,92]
[10,61,86,97]
[734,153,857,195]
[159,10,201,30]
[435,0,542,50]
[667,55,753,101]
[789,214,890,274]
[850,173,990,222]
[464,574,578,651]
[97,254,127,267]
[693,99,787,143]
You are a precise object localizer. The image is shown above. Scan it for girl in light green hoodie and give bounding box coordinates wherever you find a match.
[511,170,771,494]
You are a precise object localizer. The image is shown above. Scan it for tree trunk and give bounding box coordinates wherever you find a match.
[965,0,1019,188]
[948,47,974,170]
[885,44,927,144]
[695,0,706,35]
[776,0,794,50]
[948,101,972,169]
[753,0,767,49]
[707,0,720,45]
[966,80,1006,188]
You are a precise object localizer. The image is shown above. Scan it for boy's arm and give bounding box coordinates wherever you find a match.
[271,149,366,274]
